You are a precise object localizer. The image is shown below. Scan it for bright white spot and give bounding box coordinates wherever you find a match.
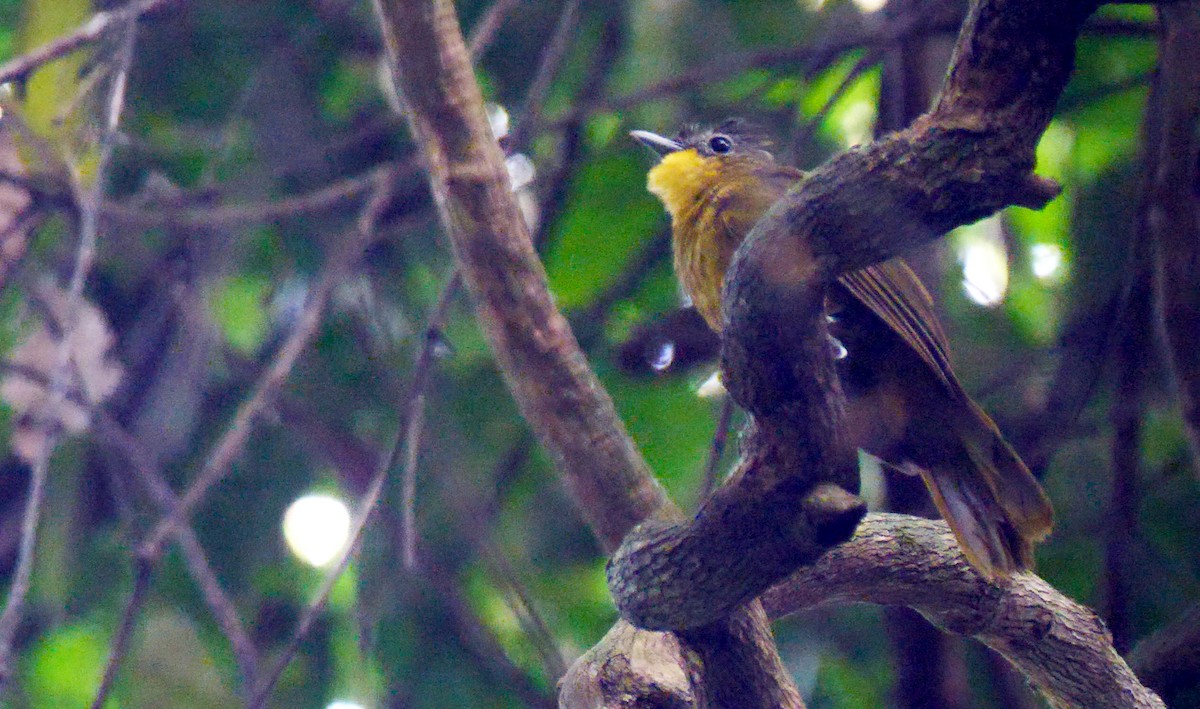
[828,336,848,361]
[505,153,536,191]
[696,370,727,399]
[851,0,887,12]
[326,702,367,709]
[283,494,352,568]
[430,335,454,360]
[516,189,540,232]
[1030,243,1064,281]
[376,59,402,115]
[650,341,676,372]
[486,103,510,140]
[838,100,875,148]
[956,216,1009,307]
[270,276,309,329]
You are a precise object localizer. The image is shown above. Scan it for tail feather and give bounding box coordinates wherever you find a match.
[959,401,1054,542]
[919,405,1053,579]
[920,466,1032,578]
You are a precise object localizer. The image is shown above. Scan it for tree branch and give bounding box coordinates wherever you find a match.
[0,0,175,85]
[1149,1,1200,478]
[605,0,1091,638]
[761,513,1165,709]
[372,1,806,706]
[372,0,661,561]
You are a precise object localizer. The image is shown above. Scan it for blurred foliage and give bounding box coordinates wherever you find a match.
[0,0,1190,707]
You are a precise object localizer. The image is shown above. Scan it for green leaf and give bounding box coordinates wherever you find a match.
[208,274,271,354]
[26,622,110,708]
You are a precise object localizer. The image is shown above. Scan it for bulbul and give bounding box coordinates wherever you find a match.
[632,120,1053,578]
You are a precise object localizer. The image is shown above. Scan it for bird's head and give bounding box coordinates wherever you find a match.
[631,119,777,220]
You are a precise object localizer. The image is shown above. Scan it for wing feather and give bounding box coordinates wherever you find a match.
[836,259,964,398]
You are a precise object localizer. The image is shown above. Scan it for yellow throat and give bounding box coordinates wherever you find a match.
[645,149,719,223]
[645,148,781,331]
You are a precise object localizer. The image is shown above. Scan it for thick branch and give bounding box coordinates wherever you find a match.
[1149,2,1200,477]
[374,0,664,551]
[374,1,805,706]
[607,0,1094,640]
[762,514,1165,709]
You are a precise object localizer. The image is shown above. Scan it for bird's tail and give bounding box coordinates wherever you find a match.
[918,401,1054,579]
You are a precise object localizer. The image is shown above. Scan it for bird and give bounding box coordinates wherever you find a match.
[632,119,1053,579]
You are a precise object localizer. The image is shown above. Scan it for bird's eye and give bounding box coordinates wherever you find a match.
[708,135,733,154]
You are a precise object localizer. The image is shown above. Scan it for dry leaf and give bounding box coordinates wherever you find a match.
[1,283,124,463]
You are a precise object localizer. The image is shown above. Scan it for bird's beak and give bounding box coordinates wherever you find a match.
[630,130,682,159]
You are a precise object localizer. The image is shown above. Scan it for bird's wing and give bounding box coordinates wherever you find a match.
[836,259,964,397]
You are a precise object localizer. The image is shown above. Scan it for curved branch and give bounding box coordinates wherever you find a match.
[762,513,1165,709]
[373,1,809,705]
[606,0,1092,638]
[372,0,664,551]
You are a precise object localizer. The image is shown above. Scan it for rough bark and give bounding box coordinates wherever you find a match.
[374,1,803,706]
[762,514,1165,709]
[373,0,663,554]
[606,0,1091,633]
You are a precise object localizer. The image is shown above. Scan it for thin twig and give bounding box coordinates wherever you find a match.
[0,0,174,85]
[467,0,523,59]
[507,0,582,151]
[90,413,260,703]
[700,396,734,503]
[481,541,569,681]
[529,5,625,253]
[400,273,463,570]
[101,167,390,229]
[792,50,882,156]
[0,455,48,684]
[88,558,153,709]
[424,561,556,708]
[136,169,394,561]
[0,18,138,688]
[249,267,462,707]
[400,394,427,568]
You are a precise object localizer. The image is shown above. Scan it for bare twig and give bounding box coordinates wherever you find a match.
[90,413,260,703]
[249,266,461,707]
[0,0,174,85]
[481,541,569,682]
[424,562,556,708]
[699,397,734,502]
[247,413,397,709]
[0,18,138,688]
[88,557,153,709]
[136,169,393,561]
[467,0,523,59]
[528,6,625,252]
[507,0,582,151]
[399,275,464,569]
[0,455,48,685]
[101,167,392,229]
[792,50,882,153]
[401,392,427,570]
